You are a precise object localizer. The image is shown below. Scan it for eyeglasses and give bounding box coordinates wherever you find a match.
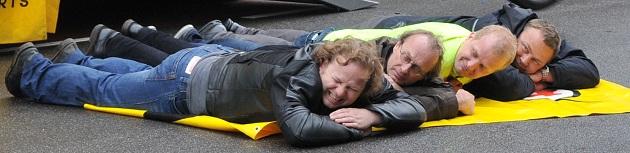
[399,48,424,76]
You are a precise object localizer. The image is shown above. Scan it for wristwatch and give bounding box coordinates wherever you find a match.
[541,66,550,82]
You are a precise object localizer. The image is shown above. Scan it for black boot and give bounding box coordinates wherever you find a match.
[5,42,40,97]
[51,38,80,63]
[86,24,120,58]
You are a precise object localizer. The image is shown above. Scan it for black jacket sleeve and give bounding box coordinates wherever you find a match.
[463,66,536,101]
[402,77,459,121]
[364,78,427,131]
[271,48,363,148]
[547,40,600,89]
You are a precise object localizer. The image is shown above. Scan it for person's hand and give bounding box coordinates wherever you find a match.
[528,71,543,83]
[533,81,547,91]
[456,89,475,115]
[330,108,382,131]
[384,74,404,91]
[528,70,547,91]
[447,78,463,91]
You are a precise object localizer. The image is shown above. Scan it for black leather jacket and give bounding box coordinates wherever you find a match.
[189,44,427,147]
[373,37,459,121]
[352,3,600,101]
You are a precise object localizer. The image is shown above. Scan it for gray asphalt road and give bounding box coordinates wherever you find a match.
[2,0,630,152]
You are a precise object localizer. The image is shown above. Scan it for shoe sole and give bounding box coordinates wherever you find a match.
[174,24,195,40]
[51,38,75,63]
[86,24,107,56]
[5,42,35,97]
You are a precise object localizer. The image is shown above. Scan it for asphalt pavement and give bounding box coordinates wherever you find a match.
[1,0,630,152]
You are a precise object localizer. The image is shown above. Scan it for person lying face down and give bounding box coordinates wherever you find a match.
[7,30,431,147]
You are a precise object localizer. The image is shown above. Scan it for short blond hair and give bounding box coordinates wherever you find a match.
[474,25,518,70]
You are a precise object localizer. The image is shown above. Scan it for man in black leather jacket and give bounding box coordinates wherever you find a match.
[352,3,600,101]
[7,25,438,147]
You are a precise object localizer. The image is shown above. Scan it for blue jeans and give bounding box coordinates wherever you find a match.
[292,27,337,47]
[20,44,231,114]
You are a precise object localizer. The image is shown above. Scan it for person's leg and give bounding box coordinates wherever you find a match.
[208,38,263,51]
[223,18,308,41]
[87,24,169,66]
[124,20,197,54]
[19,47,210,114]
[53,38,152,73]
[212,31,294,46]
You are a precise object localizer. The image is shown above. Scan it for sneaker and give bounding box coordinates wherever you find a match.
[224,18,246,34]
[51,38,80,63]
[5,42,40,97]
[173,24,196,41]
[86,24,120,58]
[198,20,227,40]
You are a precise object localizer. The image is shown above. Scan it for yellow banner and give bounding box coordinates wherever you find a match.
[0,0,60,44]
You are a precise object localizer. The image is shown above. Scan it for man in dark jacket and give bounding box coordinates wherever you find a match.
[351,3,600,101]
[5,25,437,147]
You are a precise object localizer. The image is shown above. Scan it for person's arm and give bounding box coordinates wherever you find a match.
[271,64,363,148]
[361,78,428,130]
[545,40,600,89]
[402,77,459,121]
[463,66,536,101]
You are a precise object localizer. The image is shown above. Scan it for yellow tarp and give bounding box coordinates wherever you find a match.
[0,0,60,44]
[84,79,630,140]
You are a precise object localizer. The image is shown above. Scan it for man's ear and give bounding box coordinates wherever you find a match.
[467,32,476,40]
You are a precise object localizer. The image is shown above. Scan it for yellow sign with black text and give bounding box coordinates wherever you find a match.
[0,0,60,44]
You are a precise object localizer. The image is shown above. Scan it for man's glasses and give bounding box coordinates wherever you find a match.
[400,48,424,76]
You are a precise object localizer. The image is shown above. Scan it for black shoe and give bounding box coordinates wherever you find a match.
[51,38,80,63]
[5,42,40,97]
[86,24,120,58]
[121,19,144,37]
[224,18,246,34]
[198,20,227,40]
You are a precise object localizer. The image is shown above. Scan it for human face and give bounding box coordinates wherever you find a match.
[319,56,370,109]
[386,34,439,86]
[513,27,555,74]
[455,33,510,79]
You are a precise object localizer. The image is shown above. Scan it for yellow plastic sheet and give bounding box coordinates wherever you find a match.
[0,0,60,44]
[420,79,630,127]
[85,79,630,139]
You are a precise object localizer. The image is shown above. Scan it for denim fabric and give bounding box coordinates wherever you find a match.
[63,49,152,73]
[182,29,262,51]
[292,27,337,47]
[20,45,228,114]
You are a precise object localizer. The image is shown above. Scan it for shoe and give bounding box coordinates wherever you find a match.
[198,20,227,40]
[86,24,120,58]
[5,42,40,97]
[224,18,246,34]
[121,19,144,37]
[173,24,196,41]
[121,19,157,36]
[51,38,80,63]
